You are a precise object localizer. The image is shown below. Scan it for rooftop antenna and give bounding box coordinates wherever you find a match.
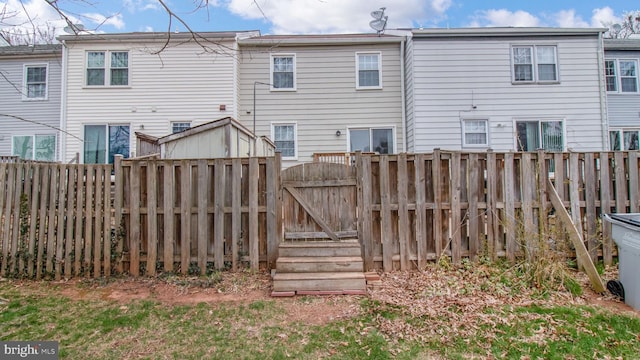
[369,7,388,36]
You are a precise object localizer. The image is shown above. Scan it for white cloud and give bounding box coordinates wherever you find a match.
[123,0,160,13]
[590,7,620,28]
[82,12,125,30]
[0,0,75,40]
[224,0,451,34]
[469,9,540,27]
[553,9,589,28]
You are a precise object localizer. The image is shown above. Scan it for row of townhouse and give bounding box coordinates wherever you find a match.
[1,27,639,165]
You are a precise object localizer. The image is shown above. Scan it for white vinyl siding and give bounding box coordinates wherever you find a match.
[64,38,239,161]
[239,42,403,165]
[356,52,382,89]
[23,63,48,100]
[270,54,296,90]
[512,45,558,83]
[408,35,603,152]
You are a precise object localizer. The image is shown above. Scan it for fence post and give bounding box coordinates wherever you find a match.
[114,155,124,274]
[266,153,282,269]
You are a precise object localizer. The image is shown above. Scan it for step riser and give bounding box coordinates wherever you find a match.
[278,247,362,257]
[273,278,366,292]
[276,261,363,273]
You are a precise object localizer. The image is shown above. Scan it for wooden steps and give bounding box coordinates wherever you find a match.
[272,240,366,296]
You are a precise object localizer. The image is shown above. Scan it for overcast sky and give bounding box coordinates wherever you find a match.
[0,0,634,37]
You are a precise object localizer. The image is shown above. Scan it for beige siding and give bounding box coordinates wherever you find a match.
[63,39,238,162]
[238,43,404,165]
[409,35,605,152]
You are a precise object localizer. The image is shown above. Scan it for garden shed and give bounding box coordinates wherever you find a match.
[157,117,275,159]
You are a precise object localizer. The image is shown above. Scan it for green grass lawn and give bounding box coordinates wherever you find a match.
[1,265,639,359]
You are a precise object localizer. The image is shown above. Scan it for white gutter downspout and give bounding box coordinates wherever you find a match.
[400,37,407,153]
[597,31,609,150]
[60,40,68,162]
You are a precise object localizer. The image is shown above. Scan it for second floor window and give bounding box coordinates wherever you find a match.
[606,59,638,93]
[356,52,381,88]
[512,45,558,83]
[86,51,129,86]
[271,55,295,90]
[24,64,47,99]
[172,122,191,134]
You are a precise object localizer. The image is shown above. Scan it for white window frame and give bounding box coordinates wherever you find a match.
[23,63,48,100]
[355,51,383,89]
[605,58,639,94]
[461,118,489,148]
[271,122,297,160]
[85,50,130,87]
[511,45,559,84]
[609,128,640,150]
[514,119,565,152]
[270,54,296,91]
[11,134,57,161]
[83,124,131,164]
[171,122,191,134]
[346,126,396,154]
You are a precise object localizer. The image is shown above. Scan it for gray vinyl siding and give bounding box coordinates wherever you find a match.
[408,35,605,152]
[0,52,62,159]
[238,43,403,165]
[605,49,640,128]
[404,38,415,152]
[63,39,238,162]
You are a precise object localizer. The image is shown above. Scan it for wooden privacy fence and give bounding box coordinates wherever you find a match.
[0,150,638,278]
[0,161,113,279]
[115,155,281,276]
[356,150,638,271]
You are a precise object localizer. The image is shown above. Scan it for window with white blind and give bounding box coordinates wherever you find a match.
[605,59,638,93]
[516,120,564,151]
[86,51,129,86]
[462,119,488,147]
[356,52,382,89]
[270,54,295,90]
[23,64,48,100]
[271,123,296,159]
[512,45,558,83]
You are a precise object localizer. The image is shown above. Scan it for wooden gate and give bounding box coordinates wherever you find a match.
[281,162,358,241]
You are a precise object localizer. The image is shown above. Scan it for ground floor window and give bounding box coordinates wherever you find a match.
[272,123,296,159]
[171,122,191,134]
[12,134,56,161]
[610,129,639,150]
[349,127,394,154]
[84,124,130,164]
[516,120,563,151]
[462,119,488,147]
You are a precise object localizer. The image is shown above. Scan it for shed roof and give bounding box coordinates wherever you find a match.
[158,117,256,145]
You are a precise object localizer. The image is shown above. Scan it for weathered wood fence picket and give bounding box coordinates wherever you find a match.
[0,151,637,278]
